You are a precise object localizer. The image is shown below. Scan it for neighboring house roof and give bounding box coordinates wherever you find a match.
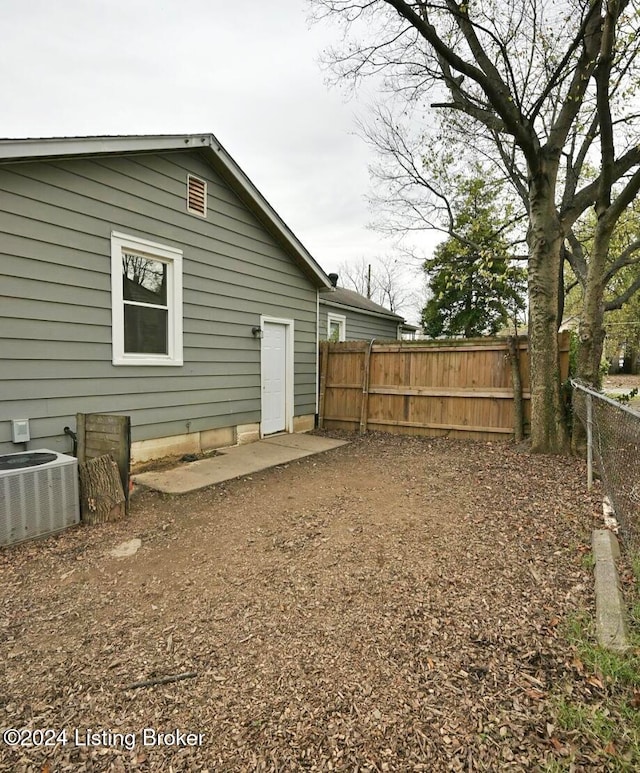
[559,315,580,332]
[498,315,578,337]
[320,286,405,322]
[0,133,332,289]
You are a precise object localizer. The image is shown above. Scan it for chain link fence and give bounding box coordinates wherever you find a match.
[572,379,640,550]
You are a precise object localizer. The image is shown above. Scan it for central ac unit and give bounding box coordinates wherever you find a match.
[0,449,80,546]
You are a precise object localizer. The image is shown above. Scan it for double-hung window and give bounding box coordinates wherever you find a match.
[327,312,346,342]
[111,232,183,366]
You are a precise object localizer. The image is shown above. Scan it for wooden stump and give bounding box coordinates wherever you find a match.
[79,454,126,525]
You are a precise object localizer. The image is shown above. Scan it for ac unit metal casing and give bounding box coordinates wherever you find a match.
[0,449,80,547]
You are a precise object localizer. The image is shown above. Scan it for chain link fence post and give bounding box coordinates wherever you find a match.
[572,379,640,550]
[586,391,593,490]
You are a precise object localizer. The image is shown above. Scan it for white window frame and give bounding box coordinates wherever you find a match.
[327,312,346,342]
[111,231,183,366]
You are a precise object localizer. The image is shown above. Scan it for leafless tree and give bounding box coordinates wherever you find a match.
[312,0,640,452]
[337,253,420,316]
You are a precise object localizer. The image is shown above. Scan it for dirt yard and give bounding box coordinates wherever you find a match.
[0,433,612,771]
[603,374,640,406]
[603,374,640,390]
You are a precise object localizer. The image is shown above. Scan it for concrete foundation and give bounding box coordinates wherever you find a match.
[131,433,201,465]
[293,414,315,433]
[201,426,236,451]
[130,416,316,465]
[237,423,261,445]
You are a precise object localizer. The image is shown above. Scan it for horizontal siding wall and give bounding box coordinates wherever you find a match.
[319,302,400,341]
[0,150,318,453]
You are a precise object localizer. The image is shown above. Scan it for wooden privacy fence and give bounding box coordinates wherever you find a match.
[318,333,570,441]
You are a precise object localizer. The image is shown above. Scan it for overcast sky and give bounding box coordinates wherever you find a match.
[0,0,438,319]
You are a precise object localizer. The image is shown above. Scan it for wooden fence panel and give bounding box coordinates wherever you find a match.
[320,343,363,431]
[319,334,569,441]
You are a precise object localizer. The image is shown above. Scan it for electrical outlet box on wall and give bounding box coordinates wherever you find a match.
[11,419,30,444]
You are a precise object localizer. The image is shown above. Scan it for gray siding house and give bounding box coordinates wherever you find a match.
[319,275,405,341]
[0,134,331,462]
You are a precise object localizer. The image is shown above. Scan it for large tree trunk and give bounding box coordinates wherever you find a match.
[576,289,606,388]
[576,225,611,388]
[572,231,608,451]
[527,167,569,454]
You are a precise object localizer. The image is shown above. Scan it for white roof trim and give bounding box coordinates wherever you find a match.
[0,133,332,289]
[0,134,212,160]
[320,296,405,322]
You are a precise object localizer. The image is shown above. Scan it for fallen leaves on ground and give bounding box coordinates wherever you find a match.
[0,433,614,770]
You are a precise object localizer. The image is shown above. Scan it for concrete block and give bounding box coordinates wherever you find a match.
[131,433,201,464]
[237,423,260,445]
[201,426,235,451]
[293,414,315,433]
[593,528,621,561]
[592,529,629,653]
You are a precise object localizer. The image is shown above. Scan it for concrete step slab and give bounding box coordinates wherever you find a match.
[132,435,348,495]
[259,434,350,452]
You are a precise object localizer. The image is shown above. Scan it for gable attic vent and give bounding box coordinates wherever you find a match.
[187,175,207,217]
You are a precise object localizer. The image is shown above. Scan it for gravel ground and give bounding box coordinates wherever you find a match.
[0,432,607,771]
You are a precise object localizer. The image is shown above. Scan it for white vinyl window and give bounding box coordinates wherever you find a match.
[327,312,346,342]
[111,232,183,366]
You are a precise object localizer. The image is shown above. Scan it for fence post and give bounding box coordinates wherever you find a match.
[507,335,524,441]
[318,341,329,430]
[586,392,593,490]
[359,340,374,434]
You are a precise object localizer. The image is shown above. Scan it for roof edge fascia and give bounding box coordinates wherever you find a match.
[320,296,404,322]
[0,134,210,161]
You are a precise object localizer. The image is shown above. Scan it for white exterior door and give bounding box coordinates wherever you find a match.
[261,320,290,435]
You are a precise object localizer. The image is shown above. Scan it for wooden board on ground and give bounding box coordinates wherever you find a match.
[77,413,131,510]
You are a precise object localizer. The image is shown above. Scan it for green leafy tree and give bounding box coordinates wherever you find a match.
[421,177,526,337]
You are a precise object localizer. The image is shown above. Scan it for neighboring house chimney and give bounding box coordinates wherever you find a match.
[328,273,339,287]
